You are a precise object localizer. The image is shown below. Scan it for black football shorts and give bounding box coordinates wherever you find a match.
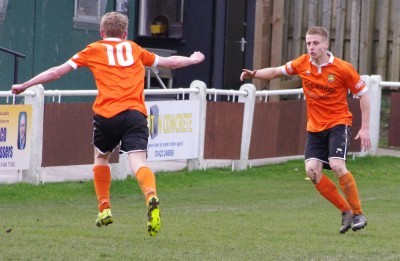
[304,124,352,170]
[93,109,149,154]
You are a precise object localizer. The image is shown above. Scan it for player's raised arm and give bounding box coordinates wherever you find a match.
[11,62,74,94]
[240,66,284,81]
[157,51,205,69]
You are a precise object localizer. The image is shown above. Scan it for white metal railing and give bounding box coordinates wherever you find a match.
[0,90,36,97]
[380,81,400,88]
[2,77,394,102]
[0,87,303,103]
[0,88,201,103]
[0,90,36,104]
[206,88,248,102]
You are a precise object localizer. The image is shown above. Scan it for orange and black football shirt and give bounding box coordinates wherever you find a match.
[68,38,158,118]
[282,52,367,132]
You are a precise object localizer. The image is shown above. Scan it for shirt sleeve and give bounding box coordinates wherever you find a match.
[152,55,159,67]
[282,54,307,76]
[346,64,367,96]
[68,45,91,70]
[67,59,78,70]
[139,47,157,67]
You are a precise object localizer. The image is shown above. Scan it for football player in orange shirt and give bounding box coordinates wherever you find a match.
[241,26,370,234]
[12,11,205,236]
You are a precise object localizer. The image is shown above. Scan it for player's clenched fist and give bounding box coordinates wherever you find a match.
[190,51,205,63]
[11,84,26,95]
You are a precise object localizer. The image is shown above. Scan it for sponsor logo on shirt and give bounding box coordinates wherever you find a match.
[355,79,365,89]
[305,90,329,100]
[305,82,336,93]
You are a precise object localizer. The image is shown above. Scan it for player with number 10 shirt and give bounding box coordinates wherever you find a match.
[68,40,156,118]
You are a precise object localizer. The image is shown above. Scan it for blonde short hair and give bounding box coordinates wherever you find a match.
[100,12,128,38]
[306,26,329,40]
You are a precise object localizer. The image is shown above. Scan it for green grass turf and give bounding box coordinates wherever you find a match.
[1,156,400,260]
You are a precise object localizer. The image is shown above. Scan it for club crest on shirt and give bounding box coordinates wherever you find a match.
[327,74,335,83]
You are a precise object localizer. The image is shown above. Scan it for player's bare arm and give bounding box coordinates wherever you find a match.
[240,66,284,81]
[355,92,371,151]
[11,62,73,95]
[157,51,205,69]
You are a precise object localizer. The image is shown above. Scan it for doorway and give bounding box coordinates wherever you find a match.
[223,0,248,91]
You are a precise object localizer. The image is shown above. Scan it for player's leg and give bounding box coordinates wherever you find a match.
[128,151,161,236]
[305,130,352,234]
[331,159,367,231]
[306,159,350,212]
[129,151,157,203]
[92,113,122,227]
[328,125,367,231]
[120,110,160,236]
[93,150,113,227]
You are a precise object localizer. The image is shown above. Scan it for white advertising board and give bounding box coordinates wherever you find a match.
[0,105,32,170]
[146,100,199,161]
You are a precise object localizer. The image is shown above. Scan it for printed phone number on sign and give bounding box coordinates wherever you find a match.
[154,149,174,157]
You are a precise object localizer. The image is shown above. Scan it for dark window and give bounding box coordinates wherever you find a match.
[0,0,9,25]
[73,0,107,31]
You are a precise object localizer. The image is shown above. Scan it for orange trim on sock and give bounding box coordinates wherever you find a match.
[339,172,362,214]
[136,166,157,204]
[315,174,350,212]
[93,165,111,212]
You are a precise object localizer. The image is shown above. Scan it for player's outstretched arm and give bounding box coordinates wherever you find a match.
[11,62,74,95]
[240,66,284,81]
[157,51,205,69]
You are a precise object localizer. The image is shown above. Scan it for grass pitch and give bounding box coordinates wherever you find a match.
[1,156,400,260]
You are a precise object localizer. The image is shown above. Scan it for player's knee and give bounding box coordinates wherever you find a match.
[305,160,319,174]
[329,161,347,175]
[305,161,323,183]
[305,166,314,176]
[94,150,111,165]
